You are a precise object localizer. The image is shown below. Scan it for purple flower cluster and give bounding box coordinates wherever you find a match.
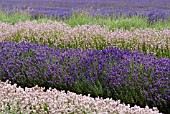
[0,41,169,113]
[1,0,170,22]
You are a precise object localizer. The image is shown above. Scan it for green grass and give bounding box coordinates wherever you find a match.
[0,10,170,30]
[61,12,170,31]
[0,10,32,25]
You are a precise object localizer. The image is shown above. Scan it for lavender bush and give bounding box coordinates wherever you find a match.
[0,41,169,113]
[0,80,161,114]
[1,21,170,58]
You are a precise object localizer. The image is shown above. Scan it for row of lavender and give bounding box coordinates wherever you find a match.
[0,80,160,114]
[1,21,170,58]
[0,41,169,113]
[1,0,170,23]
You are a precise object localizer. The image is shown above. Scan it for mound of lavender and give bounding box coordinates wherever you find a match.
[0,41,169,113]
[1,21,170,58]
[0,80,161,114]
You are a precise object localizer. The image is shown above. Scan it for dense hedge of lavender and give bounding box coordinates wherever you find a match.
[1,0,170,23]
[1,21,170,59]
[0,41,169,113]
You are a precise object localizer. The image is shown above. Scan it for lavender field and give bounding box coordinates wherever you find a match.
[1,0,170,20]
[0,0,170,114]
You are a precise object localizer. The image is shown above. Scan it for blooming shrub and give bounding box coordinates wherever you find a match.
[0,41,169,113]
[1,21,170,58]
[0,80,161,114]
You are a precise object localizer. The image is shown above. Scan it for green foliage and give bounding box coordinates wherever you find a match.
[61,12,170,31]
[0,101,23,114]
[0,10,32,24]
[0,10,170,30]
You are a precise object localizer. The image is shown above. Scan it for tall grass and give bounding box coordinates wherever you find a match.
[62,12,170,30]
[0,10,170,30]
[0,10,32,24]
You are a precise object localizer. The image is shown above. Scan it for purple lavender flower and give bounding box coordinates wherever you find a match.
[0,0,170,21]
[0,41,169,113]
